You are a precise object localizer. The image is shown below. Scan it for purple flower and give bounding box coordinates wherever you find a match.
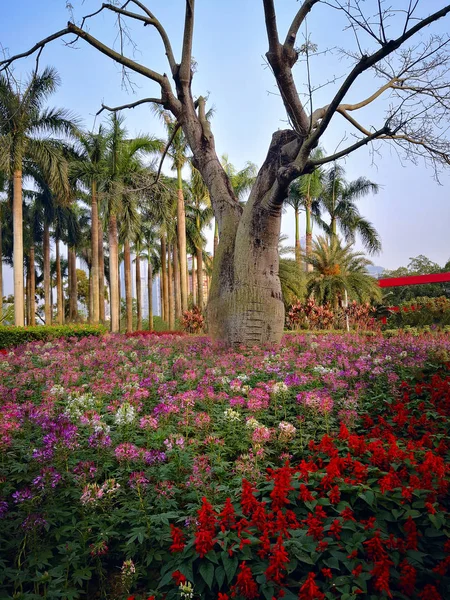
[0,501,8,518]
[12,488,34,503]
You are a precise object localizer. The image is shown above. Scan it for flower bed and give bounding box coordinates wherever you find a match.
[0,333,449,599]
[0,323,107,349]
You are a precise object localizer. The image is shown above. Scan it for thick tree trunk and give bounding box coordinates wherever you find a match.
[98,220,105,323]
[90,181,100,324]
[136,251,142,331]
[43,222,51,325]
[147,250,153,331]
[160,235,169,323]
[108,214,120,332]
[124,238,133,333]
[167,243,175,330]
[196,245,204,309]
[213,219,219,259]
[173,239,181,319]
[29,245,36,326]
[13,169,24,326]
[177,168,189,311]
[55,239,64,325]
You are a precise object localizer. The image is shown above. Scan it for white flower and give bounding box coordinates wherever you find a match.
[237,374,249,382]
[278,421,297,439]
[246,417,261,430]
[400,351,408,358]
[115,402,136,426]
[65,392,96,420]
[272,381,288,395]
[179,581,194,600]
[224,408,241,422]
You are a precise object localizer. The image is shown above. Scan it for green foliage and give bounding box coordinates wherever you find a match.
[386,296,450,329]
[279,258,306,308]
[381,255,450,304]
[0,323,107,349]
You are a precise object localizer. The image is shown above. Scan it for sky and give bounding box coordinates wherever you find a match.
[1,0,450,294]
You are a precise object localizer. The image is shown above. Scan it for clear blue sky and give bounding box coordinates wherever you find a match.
[1,0,450,295]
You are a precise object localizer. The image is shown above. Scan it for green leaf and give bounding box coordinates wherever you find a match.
[199,561,214,590]
[215,565,225,589]
[222,554,238,583]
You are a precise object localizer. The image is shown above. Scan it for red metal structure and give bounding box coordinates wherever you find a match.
[378,272,450,288]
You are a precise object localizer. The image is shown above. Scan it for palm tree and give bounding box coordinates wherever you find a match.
[72,126,109,324]
[0,66,78,325]
[317,163,381,255]
[306,236,381,307]
[104,113,161,332]
[286,147,324,270]
[188,166,213,309]
[0,169,7,316]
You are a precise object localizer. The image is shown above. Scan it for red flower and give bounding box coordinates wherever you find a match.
[298,572,325,600]
[329,519,342,540]
[232,562,259,600]
[218,594,229,600]
[172,570,186,585]
[219,497,236,531]
[340,506,356,522]
[419,585,442,600]
[194,497,216,557]
[399,560,416,595]
[352,565,363,577]
[299,484,314,502]
[265,536,289,585]
[169,524,185,553]
[268,463,294,511]
[404,516,419,550]
[241,479,259,515]
[321,568,332,579]
[328,485,340,505]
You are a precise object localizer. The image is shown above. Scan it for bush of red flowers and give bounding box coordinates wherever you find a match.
[161,364,450,599]
[182,306,205,333]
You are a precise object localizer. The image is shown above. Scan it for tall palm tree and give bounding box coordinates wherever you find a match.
[317,163,381,255]
[306,236,381,307]
[72,126,109,324]
[188,166,213,309]
[0,169,7,316]
[286,147,324,270]
[0,66,78,325]
[104,113,161,332]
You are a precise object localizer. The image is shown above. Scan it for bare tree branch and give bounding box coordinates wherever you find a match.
[284,0,321,49]
[0,28,71,71]
[179,0,195,85]
[96,97,164,116]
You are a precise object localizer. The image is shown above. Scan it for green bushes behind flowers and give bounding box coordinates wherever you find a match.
[0,324,107,349]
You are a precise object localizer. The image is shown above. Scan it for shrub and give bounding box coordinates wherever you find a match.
[182,306,204,333]
[0,324,107,349]
[385,296,450,329]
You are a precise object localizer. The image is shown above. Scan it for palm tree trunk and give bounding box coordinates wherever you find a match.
[68,246,77,321]
[147,249,153,331]
[177,167,188,311]
[167,243,175,330]
[72,247,78,320]
[136,250,142,331]
[29,245,36,326]
[108,214,120,332]
[67,244,72,320]
[98,220,105,323]
[294,208,302,268]
[88,269,93,323]
[0,216,3,317]
[306,203,313,273]
[159,271,164,321]
[196,246,204,309]
[43,221,51,325]
[173,239,181,319]
[56,239,64,325]
[25,260,31,325]
[13,168,24,326]
[192,255,197,306]
[160,235,169,323]
[331,217,337,238]
[90,181,100,324]
[124,238,133,333]
[213,219,219,259]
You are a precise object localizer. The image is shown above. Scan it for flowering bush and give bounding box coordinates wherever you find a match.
[182,306,205,333]
[0,332,449,598]
[385,296,450,329]
[287,299,379,331]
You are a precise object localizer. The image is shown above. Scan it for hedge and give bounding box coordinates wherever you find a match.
[0,324,108,350]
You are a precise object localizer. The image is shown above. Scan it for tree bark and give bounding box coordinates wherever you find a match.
[108,214,120,332]
[29,245,36,326]
[43,221,51,325]
[13,169,24,326]
[68,247,78,320]
[90,181,100,324]
[177,168,188,311]
[55,239,63,325]
[136,250,142,331]
[213,219,219,259]
[124,238,133,333]
[25,259,30,325]
[88,268,93,323]
[160,234,169,323]
[98,220,105,323]
[196,245,204,309]
[173,238,181,319]
[294,208,302,268]
[305,202,313,272]
[147,249,153,331]
[191,255,196,306]
[159,271,164,322]
[167,243,175,330]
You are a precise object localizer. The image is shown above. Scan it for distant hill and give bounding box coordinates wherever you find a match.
[367,265,385,278]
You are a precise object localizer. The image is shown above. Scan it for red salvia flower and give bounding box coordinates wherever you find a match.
[299,483,314,502]
[399,560,416,595]
[219,497,236,531]
[241,479,259,515]
[172,570,186,585]
[298,572,325,600]
[169,524,185,553]
[269,463,294,511]
[265,536,289,585]
[218,594,229,600]
[232,562,259,600]
[194,497,216,557]
[419,585,442,600]
[328,485,340,504]
[321,568,332,579]
[329,518,342,540]
[404,516,419,550]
